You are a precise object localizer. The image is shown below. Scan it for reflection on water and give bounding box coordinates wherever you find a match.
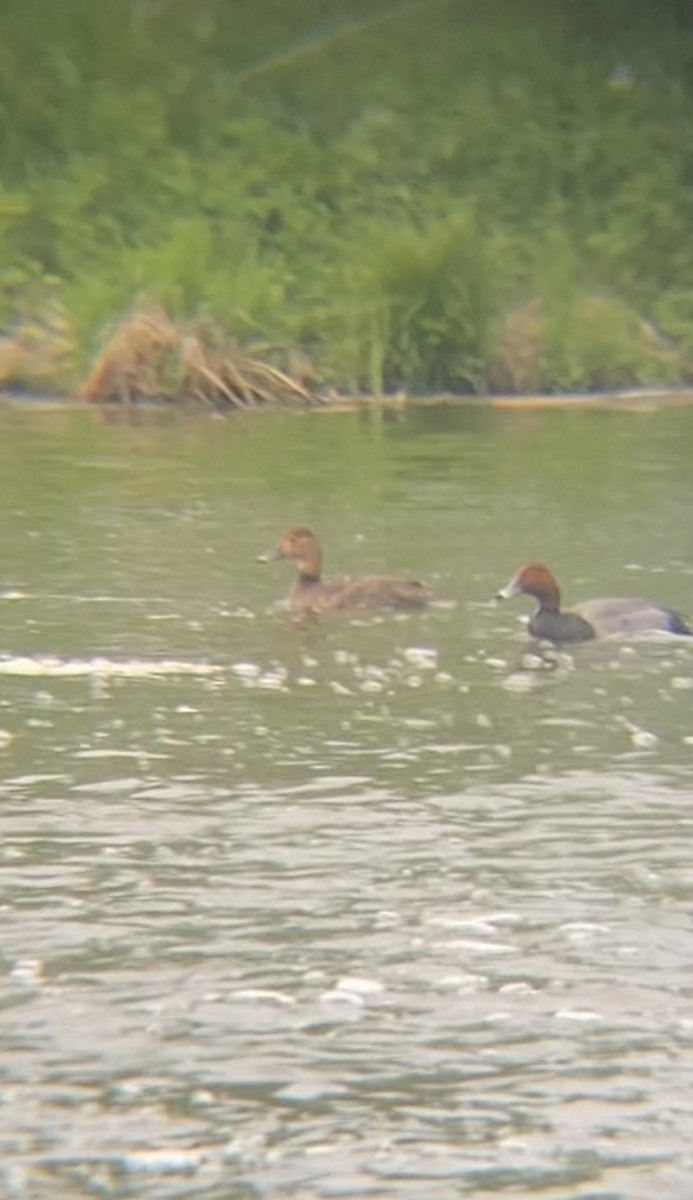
[0,405,692,1198]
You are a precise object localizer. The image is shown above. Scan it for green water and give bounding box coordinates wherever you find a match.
[0,402,692,1199]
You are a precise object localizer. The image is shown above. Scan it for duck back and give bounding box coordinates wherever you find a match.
[572,597,692,638]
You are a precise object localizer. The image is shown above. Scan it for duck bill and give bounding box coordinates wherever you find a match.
[495,576,521,600]
[257,546,282,564]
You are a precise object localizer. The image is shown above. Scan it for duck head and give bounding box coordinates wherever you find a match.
[496,563,561,610]
[258,526,323,579]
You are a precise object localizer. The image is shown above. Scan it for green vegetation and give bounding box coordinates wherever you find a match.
[1,0,693,397]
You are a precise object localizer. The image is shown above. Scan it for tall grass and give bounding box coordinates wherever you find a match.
[318,212,498,393]
[0,0,692,394]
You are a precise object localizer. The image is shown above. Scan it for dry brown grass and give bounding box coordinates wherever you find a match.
[488,294,685,393]
[487,300,545,394]
[79,307,323,408]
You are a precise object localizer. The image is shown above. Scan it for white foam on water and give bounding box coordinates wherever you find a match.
[335,976,385,996]
[120,1148,203,1175]
[0,655,221,679]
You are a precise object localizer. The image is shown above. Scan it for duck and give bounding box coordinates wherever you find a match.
[496,562,691,642]
[259,526,431,614]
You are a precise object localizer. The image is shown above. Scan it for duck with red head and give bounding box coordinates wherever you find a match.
[496,562,691,642]
[259,526,431,614]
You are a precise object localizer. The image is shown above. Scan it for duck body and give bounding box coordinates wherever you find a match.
[497,563,691,642]
[260,526,431,614]
[288,572,429,613]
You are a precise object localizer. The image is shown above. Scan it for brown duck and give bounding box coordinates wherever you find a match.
[497,562,691,642]
[259,526,431,614]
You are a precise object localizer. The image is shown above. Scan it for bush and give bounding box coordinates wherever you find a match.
[1,0,693,395]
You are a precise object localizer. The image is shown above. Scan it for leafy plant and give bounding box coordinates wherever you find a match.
[0,0,692,395]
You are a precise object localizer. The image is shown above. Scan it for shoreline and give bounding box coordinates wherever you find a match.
[3,386,693,415]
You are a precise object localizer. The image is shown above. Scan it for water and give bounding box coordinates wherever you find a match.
[0,402,692,1199]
